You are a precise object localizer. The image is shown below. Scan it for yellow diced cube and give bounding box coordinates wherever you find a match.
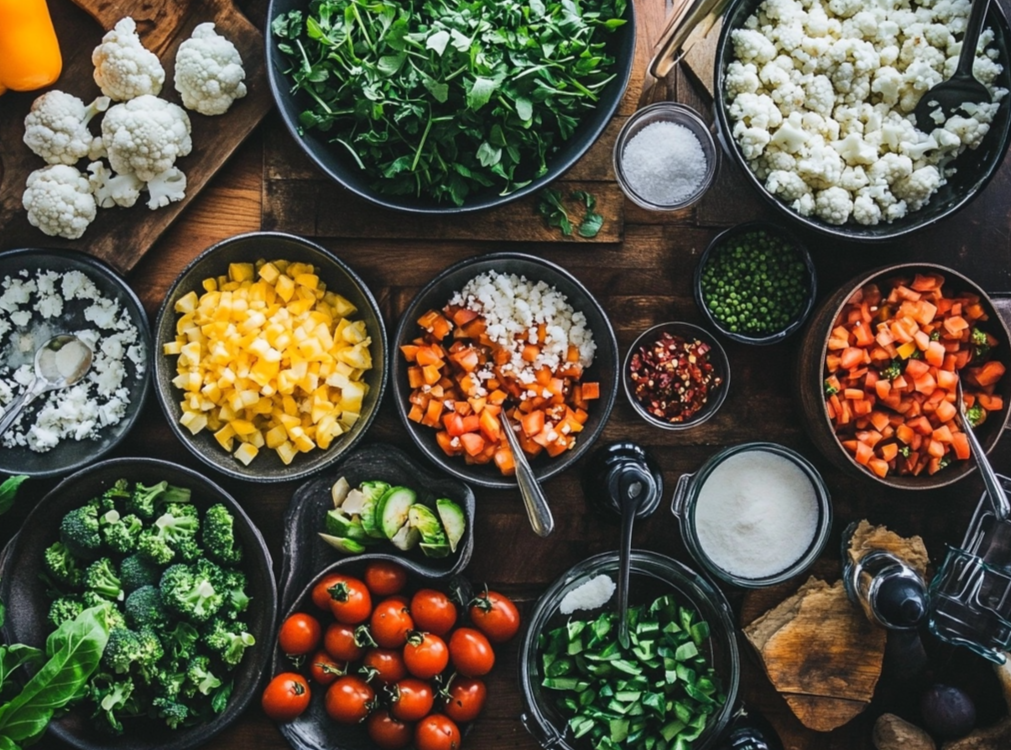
[295,273,319,290]
[202,278,217,293]
[234,442,259,466]
[258,262,280,283]
[331,294,358,317]
[175,291,199,314]
[180,410,208,435]
[276,274,295,302]
[163,341,182,355]
[265,425,288,449]
[276,441,298,465]
[230,419,257,436]
[214,425,236,452]
[229,263,255,283]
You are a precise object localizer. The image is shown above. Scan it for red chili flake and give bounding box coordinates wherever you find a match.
[627,332,723,423]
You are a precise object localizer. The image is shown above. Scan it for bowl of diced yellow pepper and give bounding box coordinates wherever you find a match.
[154,231,388,482]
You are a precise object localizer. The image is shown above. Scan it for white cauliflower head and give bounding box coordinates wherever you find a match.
[22,165,97,240]
[145,167,187,210]
[23,91,110,166]
[814,186,855,224]
[101,96,192,182]
[173,23,247,116]
[93,16,165,101]
[892,165,942,210]
[87,161,142,208]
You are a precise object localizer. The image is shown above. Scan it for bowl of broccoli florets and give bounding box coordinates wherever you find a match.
[0,457,277,750]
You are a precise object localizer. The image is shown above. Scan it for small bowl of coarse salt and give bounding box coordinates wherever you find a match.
[613,102,719,211]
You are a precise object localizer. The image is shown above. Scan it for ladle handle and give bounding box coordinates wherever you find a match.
[0,379,46,437]
[962,410,1011,520]
[957,0,991,76]
[617,488,637,650]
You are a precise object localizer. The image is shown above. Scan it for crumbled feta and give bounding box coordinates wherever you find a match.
[559,574,616,615]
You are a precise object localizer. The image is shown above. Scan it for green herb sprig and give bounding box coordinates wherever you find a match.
[537,188,604,238]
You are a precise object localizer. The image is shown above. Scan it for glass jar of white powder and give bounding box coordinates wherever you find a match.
[671,442,833,588]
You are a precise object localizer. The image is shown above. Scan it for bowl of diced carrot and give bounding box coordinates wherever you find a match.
[796,263,1011,490]
[391,252,619,490]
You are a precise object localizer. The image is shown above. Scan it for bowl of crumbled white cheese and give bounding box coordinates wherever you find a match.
[714,0,1011,240]
[0,249,151,477]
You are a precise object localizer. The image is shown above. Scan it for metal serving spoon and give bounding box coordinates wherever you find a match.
[956,377,1010,520]
[0,334,93,437]
[500,410,554,538]
[913,0,993,132]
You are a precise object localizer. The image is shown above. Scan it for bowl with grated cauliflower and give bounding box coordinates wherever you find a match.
[714,0,1011,240]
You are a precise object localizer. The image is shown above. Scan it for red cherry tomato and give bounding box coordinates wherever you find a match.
[278,613,322,656]
[444,677,487,723]
[261,672,311,722]
[410,589,457,636]
[371,598,414,648]
[324,622,365,662]
[366,708,413,749]
[469,590,521,643]
[390,678,435,722]
[364,561,408,597]
[362,647,408,685]
[312,573,347,611]
[415,714,462,750]
[327,575,373,625]
[448,628,494,677]
[325,675,375,724]
[403,632,449,680]
[308,649,344,687]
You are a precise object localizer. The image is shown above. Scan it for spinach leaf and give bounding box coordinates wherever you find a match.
[0,477,27,518]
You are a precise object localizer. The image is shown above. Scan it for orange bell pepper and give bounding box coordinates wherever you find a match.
[0,0,62,94]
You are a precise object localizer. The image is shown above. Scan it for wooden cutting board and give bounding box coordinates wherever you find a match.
[0,0,272,274]
[261,0,674,244]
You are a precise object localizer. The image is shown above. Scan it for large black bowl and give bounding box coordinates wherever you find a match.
[264,0,636,214]
[391,252,619,490]
[713,0,1011,241]
[0,458,277,750]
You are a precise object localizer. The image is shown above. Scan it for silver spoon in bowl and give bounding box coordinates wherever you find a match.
[500,410,555,538]
[0,334,93,437]
[956,377,1010,520]
[913,0,993,133]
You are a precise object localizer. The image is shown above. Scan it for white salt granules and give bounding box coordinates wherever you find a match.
[621,120,707,206]
[559,574,616,615]
[694,449,819,579]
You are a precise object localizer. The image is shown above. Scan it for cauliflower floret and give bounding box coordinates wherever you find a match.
[770,115,811,152]
[87,161,142,208]
[22,92,110,166]
[763,148,798,172]
[804,75,836,116]
[973,55,1004,86]
[840,165,870,190]
[793,192,816,216]
[145,167,187,210]
[92,17,165,101]
[814,186,854,223]
[869,152,914,183]
[827,0,861,19]
[173,23,247,116]
[871,66,903,107]
[732,28,779,63]
[101,96,192,182]
[797,139,844,188]
[767,169,811,201]
[832,132,879,165]
[892,165,942,209]
[733,121,773,160]
[22,165,97,240]
[725,61,761,97]
[852,192,883,224]
[729,92,784,130]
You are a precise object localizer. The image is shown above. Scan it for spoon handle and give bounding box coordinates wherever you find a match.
[957,0,991,76]
[617,490,637,650]
[501,412,555,537]
[0,381,44,437]
[957,379,1011,520]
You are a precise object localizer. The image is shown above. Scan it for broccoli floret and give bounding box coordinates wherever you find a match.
[136,625,165,682]
[160,561,223,623]
[156,669,187,700]
[137,508,200,565]
[151,696,190,729]
[880,359,903,380]
[967,403,986,427]
[84,558,124,602]
[218,569,250,619]
[119,554,160,593]
[203,617,255,667]
[103,478,132,502]
[89,672,139,735]
[82,592,128,630]
[184,655,223,698]
[43,541,84,589]
[127,482,193,522]
[103,628,144,674]
[99,510,143,554]
[60,505,102,559]
[136,531,174,566]
[162,620,200,665]
[124,585,169,630]
[201,504,243,566]
[48,596,84,627]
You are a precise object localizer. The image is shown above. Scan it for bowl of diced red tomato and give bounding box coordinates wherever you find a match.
[796,263,1011,490]
[391,253,619,490]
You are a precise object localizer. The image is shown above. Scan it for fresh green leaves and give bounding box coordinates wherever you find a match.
[272,0,627,205]
[537,188,605,238]
[0,477,27,518]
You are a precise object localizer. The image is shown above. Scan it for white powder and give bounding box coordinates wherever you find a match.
[694,449,819,579]
[621,120,708,206]
[559,574,616,615]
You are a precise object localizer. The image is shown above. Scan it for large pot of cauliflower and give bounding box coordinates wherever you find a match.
[715,0,1011,240]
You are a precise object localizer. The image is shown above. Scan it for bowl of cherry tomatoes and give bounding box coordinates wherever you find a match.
[262,557,520,750]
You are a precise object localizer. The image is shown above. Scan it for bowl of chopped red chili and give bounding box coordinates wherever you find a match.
[623,322,730,430]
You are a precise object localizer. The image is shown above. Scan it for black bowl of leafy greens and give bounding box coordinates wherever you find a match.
[0,457,277,750]
[266,0,635,213]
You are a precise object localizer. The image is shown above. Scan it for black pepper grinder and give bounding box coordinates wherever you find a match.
[713,707,784,750]
[842,523,928,630]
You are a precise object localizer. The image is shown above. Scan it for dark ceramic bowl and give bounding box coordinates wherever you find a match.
[278,442,476,614]
[693,222,817,345]
[795,263,1011,490]
[391,253,619,490]
[264,0,635,214]
[713,0,1011,241]
[0,248,151,478]
[0,457,277,750]
[272,558,473,750]
[154,232,387,483]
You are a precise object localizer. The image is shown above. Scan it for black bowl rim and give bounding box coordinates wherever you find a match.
[0,247,153,478]
[264,0,636,215]
[693,221,818,345]
[712,0,1011,242]
[390,251,620,490]
[621,321,732,430]
[0,456,278,750]
[152,230,389,484]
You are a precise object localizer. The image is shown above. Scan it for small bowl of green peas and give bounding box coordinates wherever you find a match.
[693,222,817,346]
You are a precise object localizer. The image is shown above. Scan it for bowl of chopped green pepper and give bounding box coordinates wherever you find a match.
[694,222,817,346]
[519,550,739,750]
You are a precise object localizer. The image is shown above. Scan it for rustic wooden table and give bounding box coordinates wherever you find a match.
[4,0,1011,749]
